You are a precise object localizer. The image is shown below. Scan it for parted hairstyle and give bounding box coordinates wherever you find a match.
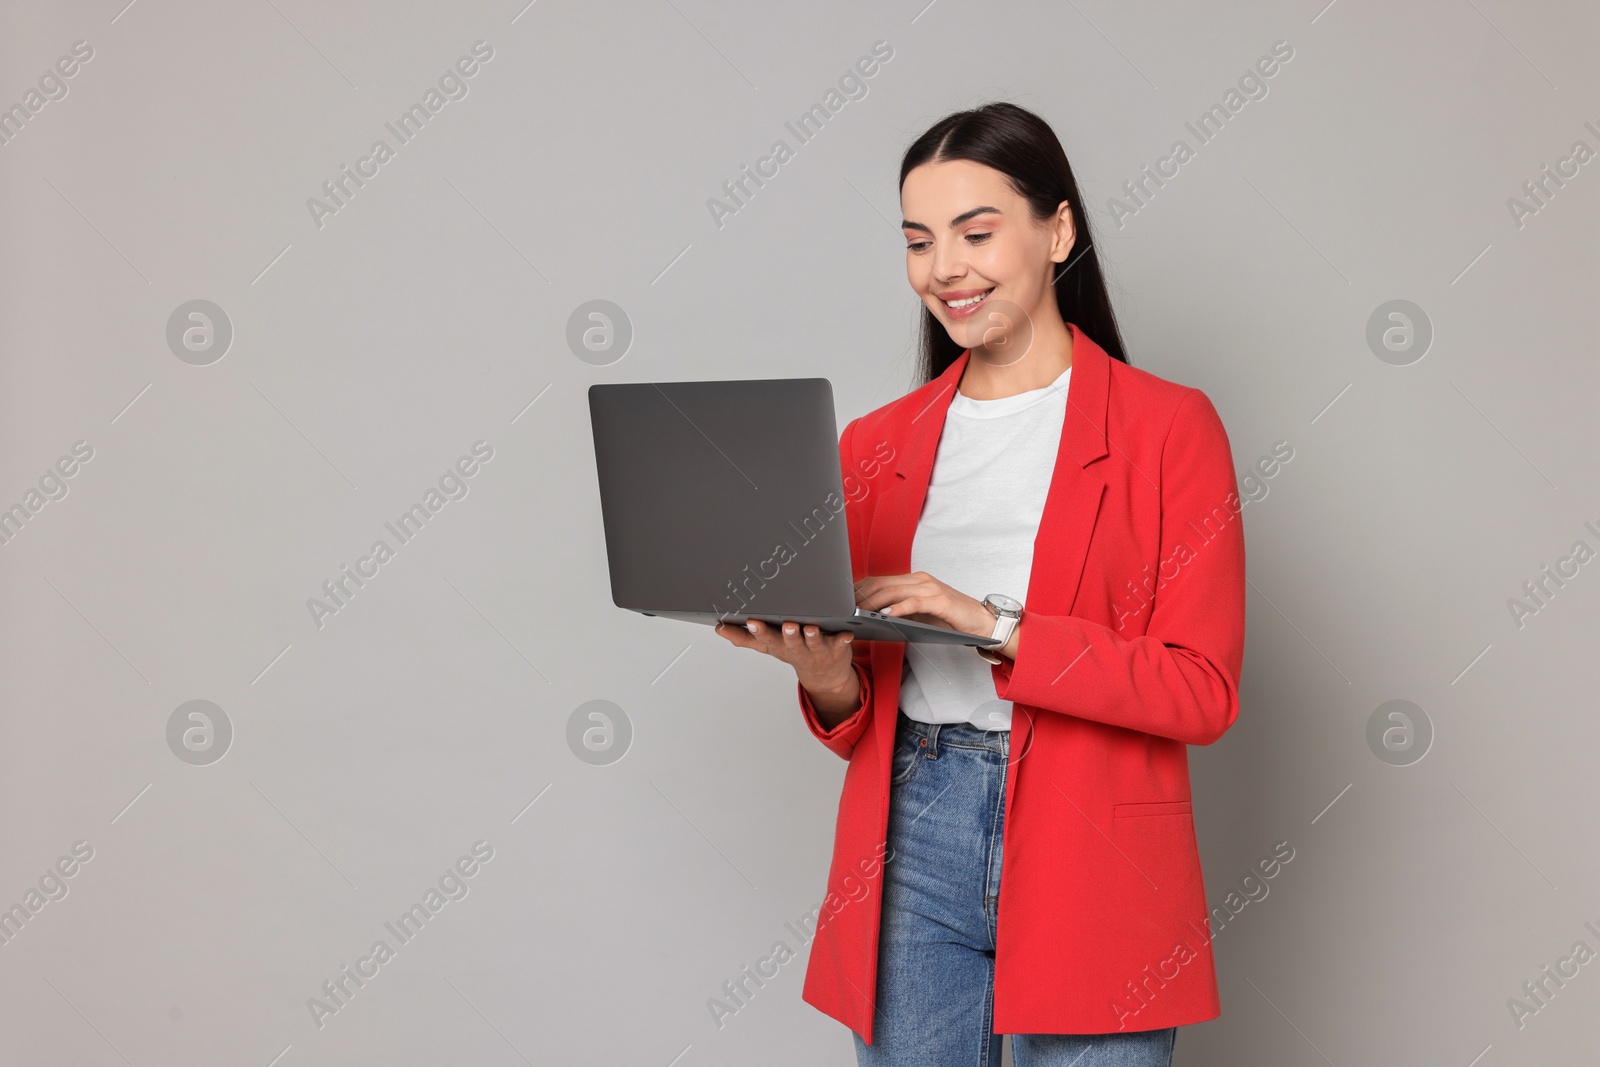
[899,101,1130,384]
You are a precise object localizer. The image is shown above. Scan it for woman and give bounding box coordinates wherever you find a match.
[716,102,1246,1067]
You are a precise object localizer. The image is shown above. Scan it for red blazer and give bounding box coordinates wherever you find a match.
[796,323,1247,1041]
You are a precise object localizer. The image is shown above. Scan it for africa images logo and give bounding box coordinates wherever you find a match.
[306,841,495,1030]
[306,441,494,630]
[305,41,494,230]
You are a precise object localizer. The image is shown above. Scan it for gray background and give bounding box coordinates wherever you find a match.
[1,0,1596,1064]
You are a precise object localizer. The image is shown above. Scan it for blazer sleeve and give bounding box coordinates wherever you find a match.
[798,658,873,759]
[989,388,1246,746]
[796,416,877,760]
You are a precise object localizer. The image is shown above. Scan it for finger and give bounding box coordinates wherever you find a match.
[734,619,773,650]
[880,595,917,617]
[780,620,808,652]
[854,575,909,607]
[882,596,947,625]
[802,624,844,653]
[859,574,927,611]
[857,584,894,612]
[715,621,754,648]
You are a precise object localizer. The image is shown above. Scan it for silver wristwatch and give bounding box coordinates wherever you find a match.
[976,593,1023,664]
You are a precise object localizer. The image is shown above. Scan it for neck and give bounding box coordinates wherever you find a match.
[958,319,1074,400]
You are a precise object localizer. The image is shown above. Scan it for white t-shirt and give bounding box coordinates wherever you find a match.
[897,365,1071,731]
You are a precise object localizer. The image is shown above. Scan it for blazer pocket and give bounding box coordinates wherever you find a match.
[1113,800,1193,819]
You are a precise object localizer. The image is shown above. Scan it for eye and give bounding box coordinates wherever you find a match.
[967,232,993,244]
[906,240,930,253]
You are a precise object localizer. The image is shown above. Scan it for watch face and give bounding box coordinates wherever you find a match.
[987,594,1022,615]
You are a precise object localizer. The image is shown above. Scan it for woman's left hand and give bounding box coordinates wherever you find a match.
[854,572,995,638]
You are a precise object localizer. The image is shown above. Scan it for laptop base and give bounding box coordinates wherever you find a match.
[638,609,1003,647]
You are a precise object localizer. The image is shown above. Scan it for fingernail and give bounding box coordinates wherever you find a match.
[784,625,796,635]
[746,622,758,633]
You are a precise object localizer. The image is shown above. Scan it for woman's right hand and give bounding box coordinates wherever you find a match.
[714,619,862,723]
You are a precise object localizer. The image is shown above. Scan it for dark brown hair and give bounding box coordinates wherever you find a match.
[899,101,1129,383]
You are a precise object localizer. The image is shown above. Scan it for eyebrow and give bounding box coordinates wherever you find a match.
[900,205,1001,234]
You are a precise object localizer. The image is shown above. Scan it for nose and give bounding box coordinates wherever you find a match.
[930,237,967,286]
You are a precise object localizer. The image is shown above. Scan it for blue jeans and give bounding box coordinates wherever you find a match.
[854,711,1177,1067]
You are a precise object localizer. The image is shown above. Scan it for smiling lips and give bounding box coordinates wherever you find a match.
[937,287,994,319]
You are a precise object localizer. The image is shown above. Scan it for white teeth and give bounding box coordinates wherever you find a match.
[944,290,991,308]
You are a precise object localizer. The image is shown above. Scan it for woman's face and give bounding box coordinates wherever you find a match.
[900,159,1074,357]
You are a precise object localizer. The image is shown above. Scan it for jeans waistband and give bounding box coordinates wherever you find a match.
[897,708,1009,758]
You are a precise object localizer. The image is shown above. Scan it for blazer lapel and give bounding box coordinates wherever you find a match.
[868,322,1111,614]
[862,325,1113,765]
[863,352,968,770]
[866,352,968,579]
[1027,321,1110,617]
[1004,324,1110,762]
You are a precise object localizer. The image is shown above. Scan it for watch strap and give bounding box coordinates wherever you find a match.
[977,595,1020,663]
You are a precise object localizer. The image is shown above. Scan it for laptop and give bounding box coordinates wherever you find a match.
[588,377,1002,648]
